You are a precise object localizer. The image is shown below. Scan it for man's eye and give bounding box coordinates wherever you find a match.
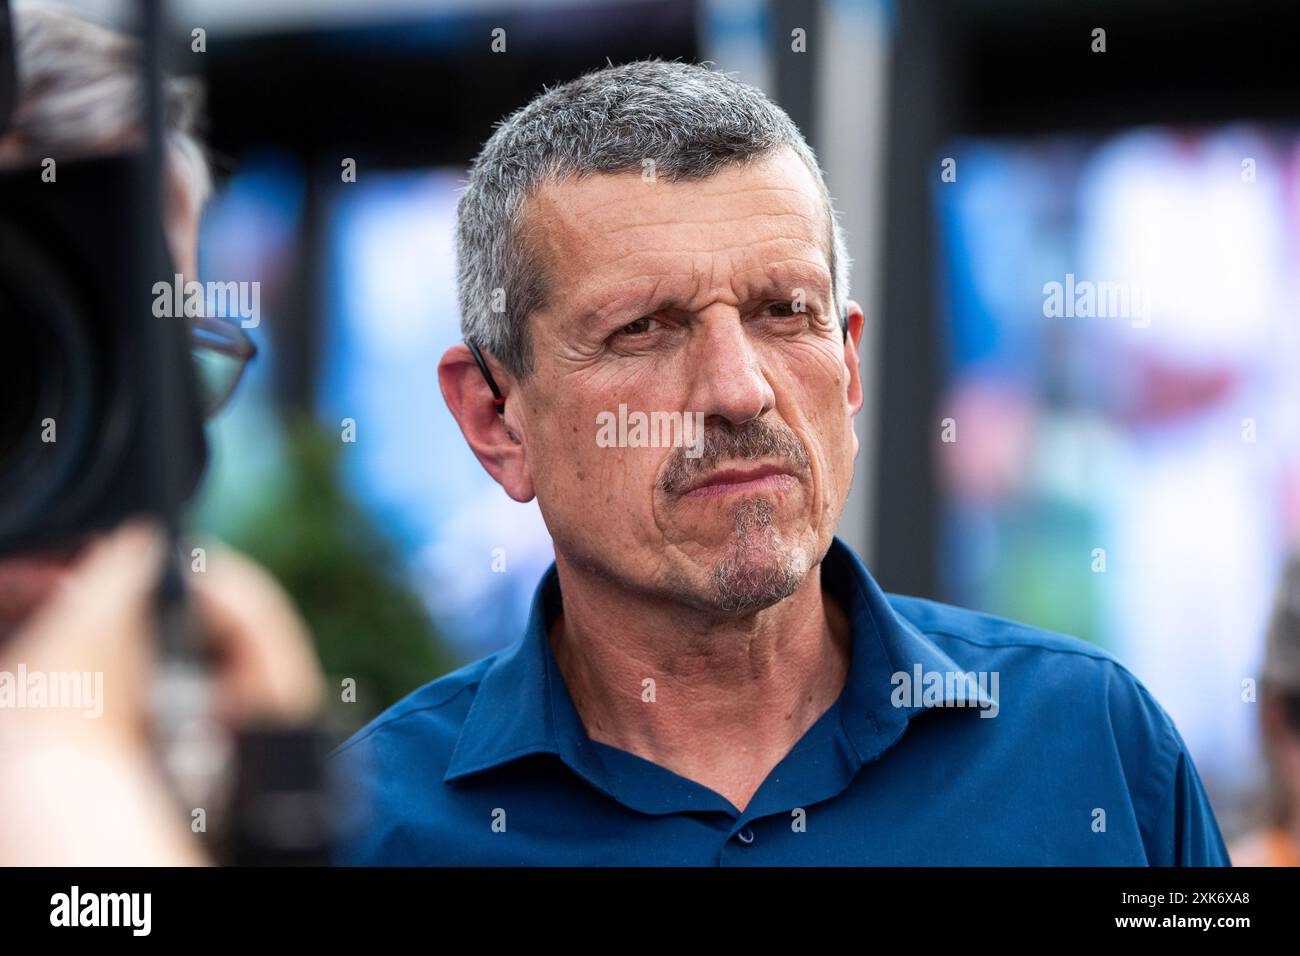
[763,301,799,318]
[619,316,660,335]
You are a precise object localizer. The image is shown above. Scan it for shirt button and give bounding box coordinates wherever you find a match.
[736,826,755,846]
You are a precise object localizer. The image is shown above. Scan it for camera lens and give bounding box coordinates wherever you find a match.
[0,294,40,465]
[0,222,96,540]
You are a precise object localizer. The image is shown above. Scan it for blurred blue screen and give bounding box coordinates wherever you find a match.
[318,168,555,657]
[933,126,1300,827]
[195,161,555,661]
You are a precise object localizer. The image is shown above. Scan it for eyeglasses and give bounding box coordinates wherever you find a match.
[188,315,257,418]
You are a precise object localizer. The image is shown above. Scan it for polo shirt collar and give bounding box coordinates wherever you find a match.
[444,537,994,816]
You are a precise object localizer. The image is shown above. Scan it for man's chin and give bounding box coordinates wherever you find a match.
[706,504,811,612]
[710,541,810,613]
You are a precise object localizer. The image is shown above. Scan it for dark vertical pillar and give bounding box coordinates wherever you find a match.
[873,0,956,597]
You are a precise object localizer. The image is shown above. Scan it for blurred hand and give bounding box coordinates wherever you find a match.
[0,520,324,865]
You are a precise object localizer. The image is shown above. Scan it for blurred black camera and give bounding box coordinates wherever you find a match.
[0,0,206,557]
[0,0,332,867]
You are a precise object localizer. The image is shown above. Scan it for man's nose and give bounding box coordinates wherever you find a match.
[685,312,776,425]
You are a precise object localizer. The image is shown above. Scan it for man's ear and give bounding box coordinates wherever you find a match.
[841,301,866,459]
[438,344,535,503]
[843,300,866,413]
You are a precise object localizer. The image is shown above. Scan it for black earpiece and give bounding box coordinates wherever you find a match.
[466,340,506,416]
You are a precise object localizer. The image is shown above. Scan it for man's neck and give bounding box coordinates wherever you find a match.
[547,555,852,813]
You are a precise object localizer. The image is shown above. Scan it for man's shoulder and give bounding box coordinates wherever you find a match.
[326,650,511,864]
[328,650,498,763]
[884,590,1180,742]
[880,590,1229,865]
[887,590,1115,662]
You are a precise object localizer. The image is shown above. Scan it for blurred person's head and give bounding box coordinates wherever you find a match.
[1257,550,1300,832]
[441,60,864,615]
[0,0,211,638]
[0,1,210,272]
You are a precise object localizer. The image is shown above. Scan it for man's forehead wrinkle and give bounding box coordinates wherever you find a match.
[751,255,834,283]
[574,272,702,330]
[563,181,823,215]
[557,226,824,278]
[592,241,828,282]
[579,182,821,204]
[535,165,823,215]
[522,158,828,251]
[522,162,837,333]
[579,243,819,289]
[577,209,820,240]
[568,227,826,270]
[585,271,690,312]
[563,242,830,319]
[535,181,822,232]
[575,263,831,328]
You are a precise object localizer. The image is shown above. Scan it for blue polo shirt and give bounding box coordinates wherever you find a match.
[329,537,1230,865]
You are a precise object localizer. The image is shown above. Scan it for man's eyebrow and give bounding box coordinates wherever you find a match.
[743,261,833,296]
[577,277,690,326]
[574,260,832,328]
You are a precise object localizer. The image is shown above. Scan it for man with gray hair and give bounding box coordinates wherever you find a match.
[332,59,1229,866]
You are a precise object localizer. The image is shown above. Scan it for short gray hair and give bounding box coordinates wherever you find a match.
[1,1,210,204]
[457,59,851,380]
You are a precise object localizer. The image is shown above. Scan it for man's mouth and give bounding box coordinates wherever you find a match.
[679,463,799,500]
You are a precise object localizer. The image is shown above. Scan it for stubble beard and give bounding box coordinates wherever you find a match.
[710,497,810,613]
